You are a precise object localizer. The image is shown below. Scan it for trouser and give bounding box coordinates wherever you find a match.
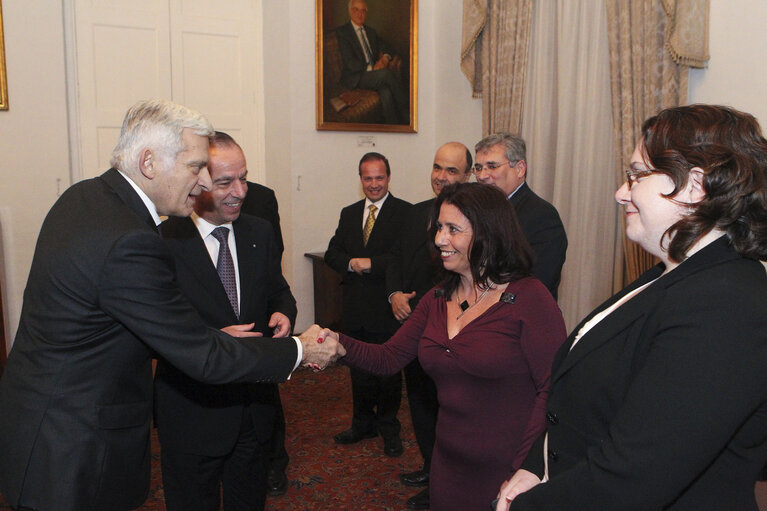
[267,385,289,474]
[404,358,438,472]
[357,68,408,124]
[347,328,402,440]
[161,409,270,511]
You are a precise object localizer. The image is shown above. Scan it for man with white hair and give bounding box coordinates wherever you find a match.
[0,99,341,511]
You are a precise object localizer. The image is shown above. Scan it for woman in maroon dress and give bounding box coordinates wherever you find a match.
[325,183,567,510]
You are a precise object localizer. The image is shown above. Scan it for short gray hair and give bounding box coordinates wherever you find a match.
[110,99,214,173]
[475,133,526,163]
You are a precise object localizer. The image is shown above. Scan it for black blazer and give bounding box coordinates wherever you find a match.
[510,182,567,300]
[512,237,767,511]
[242,181,284,255]
[0,169,298,511]
[154,214,296,456]
[336,21,393,89]
[385,198,439,308]
[325,194,411,334]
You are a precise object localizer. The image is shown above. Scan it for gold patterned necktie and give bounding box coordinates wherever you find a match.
[363,204,377,246]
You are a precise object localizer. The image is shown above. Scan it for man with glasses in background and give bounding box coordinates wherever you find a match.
[474,133,567,300]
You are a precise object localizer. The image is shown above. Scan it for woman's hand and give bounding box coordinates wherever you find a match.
[495,469,541,510]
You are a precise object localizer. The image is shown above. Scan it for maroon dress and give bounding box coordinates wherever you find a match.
[339,277,566,510]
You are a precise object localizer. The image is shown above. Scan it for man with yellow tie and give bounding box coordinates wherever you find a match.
[325,152,412,457]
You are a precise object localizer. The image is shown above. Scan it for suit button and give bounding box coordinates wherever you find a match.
[548,450,559,462]
[546,412,559,425]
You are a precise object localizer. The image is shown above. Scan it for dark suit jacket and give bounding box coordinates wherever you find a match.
[154,214,296,456]
[325,194,411,335]
[242,181,283,255]
[510,182,567,300]
[336,21,393,89]
[512,237,767,511]
[0,169,298,511]
[385,198,439,308]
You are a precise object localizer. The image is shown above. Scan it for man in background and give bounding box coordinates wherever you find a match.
[241,178,290,497]
[386,142,472,510]
[325,152,411,457]
[474,133,567,300]
[155,132,296,510]
[0,99,339,511]
[336,0,408,124]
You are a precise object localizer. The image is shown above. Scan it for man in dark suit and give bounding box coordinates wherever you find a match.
[386,142,472,510]
[325,152,411,457]
[336,0,408,124]
[0,99,340,511]
[241,179,290,496]
[475,133,567,300]
[155,132,296,511]
[244,181,284,254]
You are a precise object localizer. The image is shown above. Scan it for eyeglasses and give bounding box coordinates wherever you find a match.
[473,160,517,174]
[624,168,655,189]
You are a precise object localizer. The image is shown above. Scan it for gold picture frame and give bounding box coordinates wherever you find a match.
[0,0,7,110]
[316,0,417,133]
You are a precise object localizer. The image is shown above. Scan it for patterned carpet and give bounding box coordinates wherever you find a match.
[2,363,766,510]
[0,364,424,511]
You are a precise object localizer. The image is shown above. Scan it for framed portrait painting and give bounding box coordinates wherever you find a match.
[315,0,417,133]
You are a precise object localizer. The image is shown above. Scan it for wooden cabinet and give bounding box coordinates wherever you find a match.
[304,252,343,331]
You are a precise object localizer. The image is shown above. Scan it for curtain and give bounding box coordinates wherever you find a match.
[461,0,532,135]
[521,0,617,331]
[605,0,710,286]
[461,0,709,328]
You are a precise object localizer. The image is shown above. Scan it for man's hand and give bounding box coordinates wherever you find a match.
[221,323,264,338]
[349,258,372,275]
[373,53,391,70]
[391,291,416,321]
[298,325,346,371]
[269,312,292,337]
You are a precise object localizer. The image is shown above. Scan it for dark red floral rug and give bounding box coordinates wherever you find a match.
[1,364,424,510]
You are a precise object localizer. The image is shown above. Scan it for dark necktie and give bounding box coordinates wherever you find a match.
[211,226,239,318]
[358,27,375,67]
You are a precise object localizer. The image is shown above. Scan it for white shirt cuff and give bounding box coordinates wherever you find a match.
[289,336,303,379]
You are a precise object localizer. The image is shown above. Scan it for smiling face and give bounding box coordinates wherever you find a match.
[615,142,692,260]
[360,159,390,202]
[431,143,471,196]
[474,143,526,197]
[434,202,474,277]
[194,144,248,225]
[150,128,211,217]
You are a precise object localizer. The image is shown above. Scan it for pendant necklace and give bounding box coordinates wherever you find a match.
[456,286,493,319]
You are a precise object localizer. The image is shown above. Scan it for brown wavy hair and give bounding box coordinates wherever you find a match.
[640,104,767,261]
[428,183,533,297]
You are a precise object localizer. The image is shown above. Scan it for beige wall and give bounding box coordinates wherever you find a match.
[0,0,483,347]
[262,0,483,331]
[0,1,71,348]
[688,0,767,125]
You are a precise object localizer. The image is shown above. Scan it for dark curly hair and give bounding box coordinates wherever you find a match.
[640,104,767,262]
[428,183,533,297]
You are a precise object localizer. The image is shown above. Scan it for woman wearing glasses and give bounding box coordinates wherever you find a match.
[496,104,767,511]
[323,183,567,511]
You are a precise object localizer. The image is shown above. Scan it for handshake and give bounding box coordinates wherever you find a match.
[297,325,346,371]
